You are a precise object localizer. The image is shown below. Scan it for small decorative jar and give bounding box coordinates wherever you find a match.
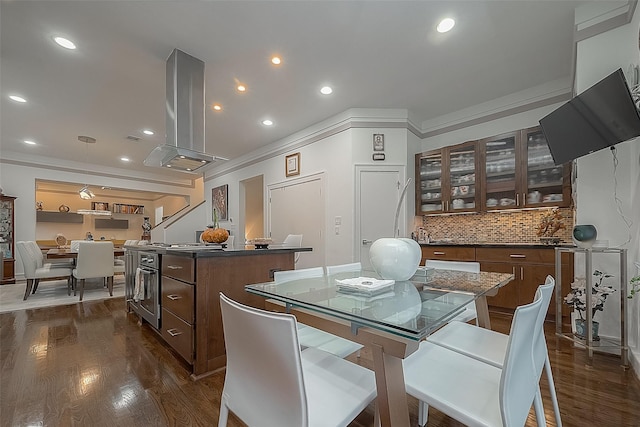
[573,225,597,248]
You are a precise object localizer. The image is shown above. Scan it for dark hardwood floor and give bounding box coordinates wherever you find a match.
[1,298,639,427]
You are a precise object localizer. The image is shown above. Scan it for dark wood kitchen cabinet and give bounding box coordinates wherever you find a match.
[416,140,479,215]
[0,194,16,285]
[479,126,572,211]
[476,247,573,319]
[158,250,296,380]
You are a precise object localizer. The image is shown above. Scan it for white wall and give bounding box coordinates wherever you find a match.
[204,111,414,266]
[575,2,640,373]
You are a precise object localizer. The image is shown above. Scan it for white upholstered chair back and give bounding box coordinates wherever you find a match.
[325,262,362,275]
[273,267,323,283]
[75,241,115,279]
[283,234,303,247]
[16,241,38,278]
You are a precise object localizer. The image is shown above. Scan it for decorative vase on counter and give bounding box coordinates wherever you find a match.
[369,237,421,281]
[573,224,597,248]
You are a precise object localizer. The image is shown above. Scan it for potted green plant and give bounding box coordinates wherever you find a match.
[564,269,615,341]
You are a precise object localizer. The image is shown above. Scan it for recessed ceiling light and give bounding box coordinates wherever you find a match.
[24,140,36,145]
[9,95,26,103]
[437,18,455,33]
[271,56,282,65]
[237,84,247,92]
[53,36,76,50]
[212,104,222,111]
[142,129,154,135]
[262,119,274,126]
[120,157,130,162]
[320,86,333,95]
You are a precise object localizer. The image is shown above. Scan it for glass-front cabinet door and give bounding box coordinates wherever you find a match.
[0,194,16,285]
[416,150,443,214]
[447,142,478,212]
[522,127,571,207]
[481,132,519,210]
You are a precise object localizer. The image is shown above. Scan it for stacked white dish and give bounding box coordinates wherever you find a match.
[335,277,395,297]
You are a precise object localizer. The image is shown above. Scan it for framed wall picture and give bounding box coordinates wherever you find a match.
[212,184,228,221]
[373,134,385,151]
[286,152,300,177]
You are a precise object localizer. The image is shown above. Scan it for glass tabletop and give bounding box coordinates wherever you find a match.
[246,269,513,341]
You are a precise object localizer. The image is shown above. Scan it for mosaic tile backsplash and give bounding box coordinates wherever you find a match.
[417,207,574,244]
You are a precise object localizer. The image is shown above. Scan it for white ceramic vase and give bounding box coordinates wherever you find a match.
[369,237,421,281]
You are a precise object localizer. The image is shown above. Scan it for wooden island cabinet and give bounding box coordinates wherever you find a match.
[420,243,574,319]
[139,246,308,380]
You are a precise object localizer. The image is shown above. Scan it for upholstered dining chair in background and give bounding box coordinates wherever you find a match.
[403,281,551,427]
[72,241,115,301]
[273,267,364,359]
[424,259,481,324]
[218,293,378,427]
[426,276,561,426]
[16,241,73,300]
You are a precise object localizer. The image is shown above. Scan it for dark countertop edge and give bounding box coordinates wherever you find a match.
[420,242,576,249]
[124,246,312,258]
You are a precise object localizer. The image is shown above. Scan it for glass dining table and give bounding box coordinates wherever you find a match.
[246,268,514,427]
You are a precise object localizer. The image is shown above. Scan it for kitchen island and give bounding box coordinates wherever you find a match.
[125,244,311,379]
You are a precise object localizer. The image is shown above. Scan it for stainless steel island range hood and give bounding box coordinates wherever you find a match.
[144,49,226,172]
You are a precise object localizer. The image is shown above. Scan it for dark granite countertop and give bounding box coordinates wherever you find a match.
[420,242,575,249]
[124,244,312,258]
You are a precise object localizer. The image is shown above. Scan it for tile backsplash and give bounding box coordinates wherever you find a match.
[417,207,574,244]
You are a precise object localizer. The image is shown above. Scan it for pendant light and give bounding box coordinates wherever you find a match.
[78,136,96,200]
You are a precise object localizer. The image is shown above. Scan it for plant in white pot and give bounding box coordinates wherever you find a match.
[564,269,615,341]
[369,179,421,281]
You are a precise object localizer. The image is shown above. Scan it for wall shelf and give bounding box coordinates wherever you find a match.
[36,211,83,223]
[554,247,628,367]
[112,203,144,214]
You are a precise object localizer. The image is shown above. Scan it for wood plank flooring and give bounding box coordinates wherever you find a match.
[1,298,639,426]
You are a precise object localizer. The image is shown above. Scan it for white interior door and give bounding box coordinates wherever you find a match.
[356,166,405,270]
[268,174,325,268]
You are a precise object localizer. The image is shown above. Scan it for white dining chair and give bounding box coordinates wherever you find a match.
[424,259,480,324]
[26,241,73,268]
[16,241,73,300]
[282,234,303,263]
[218,293,378,427]
[325,262,362,275]
[426,275,561,426]
[273,267,364,359]
[72,241,115,301]
[403,282,549,427]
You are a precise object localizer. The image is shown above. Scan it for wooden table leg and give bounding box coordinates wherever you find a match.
[475,295,491,329]
[370,343,410,427]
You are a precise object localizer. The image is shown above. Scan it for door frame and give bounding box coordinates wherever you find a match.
[354,164,406,263]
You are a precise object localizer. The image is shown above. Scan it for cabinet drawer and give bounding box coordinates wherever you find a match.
[162,254,195,283]
[162,276,194,323]
[475,247,555,264]
[421,246,475,261]
[161,308,194,364]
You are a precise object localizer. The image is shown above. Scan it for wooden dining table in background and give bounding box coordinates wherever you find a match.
[46,248,125,259]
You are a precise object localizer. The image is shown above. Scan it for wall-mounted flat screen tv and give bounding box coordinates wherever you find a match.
[539,68,640,166]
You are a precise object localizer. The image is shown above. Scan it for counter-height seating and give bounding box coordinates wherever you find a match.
[16,241,73,300]
[274,267,364,359]
[218,293,377,427]
[403,280,551,427]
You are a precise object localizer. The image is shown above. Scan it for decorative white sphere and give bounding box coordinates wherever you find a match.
[369,237,421,281]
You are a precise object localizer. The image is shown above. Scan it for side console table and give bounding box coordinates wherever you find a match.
[554,247,628,367]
